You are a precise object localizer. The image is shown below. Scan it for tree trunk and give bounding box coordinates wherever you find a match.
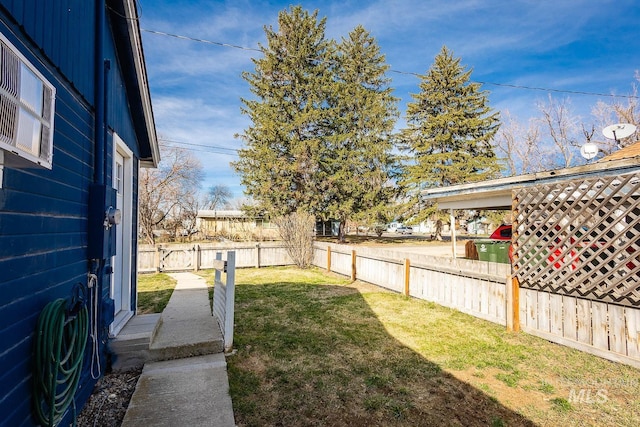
[338,220,346,243]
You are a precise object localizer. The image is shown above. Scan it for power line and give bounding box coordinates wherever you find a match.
[158,142,239,156]
[142,28,262,52]
[160,138,239,152]
[142,27,639,100]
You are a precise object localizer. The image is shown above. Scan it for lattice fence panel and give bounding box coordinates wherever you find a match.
[513,172,640,307]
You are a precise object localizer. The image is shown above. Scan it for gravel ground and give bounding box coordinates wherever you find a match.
[76,369,142,427]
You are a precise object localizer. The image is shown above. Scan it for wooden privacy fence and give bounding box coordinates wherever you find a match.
[315,242,640,368]
[212,251,236,352]
[512,171,640,369]
[138,240,640,368]
[138,243,292,272]
[314,243,512,326]
[518,286,640,368]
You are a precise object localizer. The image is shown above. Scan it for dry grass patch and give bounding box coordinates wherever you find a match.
[225,267,640,427]
[227,268,535,426]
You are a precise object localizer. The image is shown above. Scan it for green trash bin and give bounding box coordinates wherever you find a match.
[475,240,511,264]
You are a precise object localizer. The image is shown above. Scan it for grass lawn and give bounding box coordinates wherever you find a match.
[211,266,640,427]
[136,273,176,314]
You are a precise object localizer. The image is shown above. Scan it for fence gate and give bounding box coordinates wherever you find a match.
[159,247,194,271]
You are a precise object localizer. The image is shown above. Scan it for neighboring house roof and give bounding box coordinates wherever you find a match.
[599,140,640,162]
[421,155,640,211]
[198,210,253,219]
[107,0,159,167]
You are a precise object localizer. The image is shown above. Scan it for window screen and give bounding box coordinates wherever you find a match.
[0,33,55,169]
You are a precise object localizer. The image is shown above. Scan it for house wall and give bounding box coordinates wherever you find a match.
[0,2,146,425]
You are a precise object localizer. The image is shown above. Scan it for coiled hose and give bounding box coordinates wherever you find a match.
[33,297,88,427]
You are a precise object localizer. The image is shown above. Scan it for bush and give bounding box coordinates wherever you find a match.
[275,211,315,268]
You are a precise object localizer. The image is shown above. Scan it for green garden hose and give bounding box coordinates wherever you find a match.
[33,297,88,427]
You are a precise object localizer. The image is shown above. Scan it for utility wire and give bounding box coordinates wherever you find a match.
[159,142,239,156]
[142,28,262,52]
[142,27,639,100]
[161,138,238,152]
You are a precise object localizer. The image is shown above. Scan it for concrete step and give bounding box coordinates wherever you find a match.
[148,311,224,361]
[109,314,161,371]
[148,273,224,361]
[110,273,225,370]
[121,353,235,427]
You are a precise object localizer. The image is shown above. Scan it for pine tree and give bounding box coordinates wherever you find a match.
[234,9,398,242]
[324,25,398,241]
[399,46,500,220]
[232,6,334,217]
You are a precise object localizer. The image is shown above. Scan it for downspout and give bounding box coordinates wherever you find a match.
[88,0,108,379]
[94,0,107,186]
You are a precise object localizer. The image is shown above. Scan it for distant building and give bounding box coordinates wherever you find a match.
[316,220,340,236]
[197,210,279,240]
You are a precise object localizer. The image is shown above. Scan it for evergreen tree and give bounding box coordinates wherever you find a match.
[234,9,398,242]
[324,25,398,240]
[399,46,500,220]
[232,6,334,217]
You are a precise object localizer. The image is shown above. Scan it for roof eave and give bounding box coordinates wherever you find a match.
[109,0,160,168]
[422,157,640,210]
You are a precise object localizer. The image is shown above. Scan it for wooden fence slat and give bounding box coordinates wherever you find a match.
[537,291,550,333]
[576,298,592,344]
[626,307,640,359]
[403,258,409,296]
[609,305,627,355]
[479,281,488,315]
[527,289,538,329]
[562,296,577,341]
[549,293,564,336]
[489,281,496,319]
[591,301,609,350]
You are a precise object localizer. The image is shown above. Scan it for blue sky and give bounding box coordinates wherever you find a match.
[138,0,640,201]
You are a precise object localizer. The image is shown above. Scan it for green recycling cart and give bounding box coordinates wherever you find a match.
[475,240,511,264]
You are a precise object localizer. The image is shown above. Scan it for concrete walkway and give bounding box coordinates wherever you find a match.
[121,272,235,427]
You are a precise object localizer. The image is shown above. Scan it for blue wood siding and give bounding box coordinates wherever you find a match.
[0,0,96,104]
[0,68,95,426]
[0,2,149,425]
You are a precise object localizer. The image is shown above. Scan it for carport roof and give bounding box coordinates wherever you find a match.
[421,149,640,211]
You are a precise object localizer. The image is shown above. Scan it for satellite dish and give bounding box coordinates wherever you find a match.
[580,142,598,160]
[602,123,637,141]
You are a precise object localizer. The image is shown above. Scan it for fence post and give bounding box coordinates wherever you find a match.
[154,245,161,273]
[512,277,520,332]
[255,243,260,268]
[193,244,200,272]
[351,250,356,281]
[327,246,331,272]
[404,258,410,296]
[506,275,520,332]
[224,251,236,352]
